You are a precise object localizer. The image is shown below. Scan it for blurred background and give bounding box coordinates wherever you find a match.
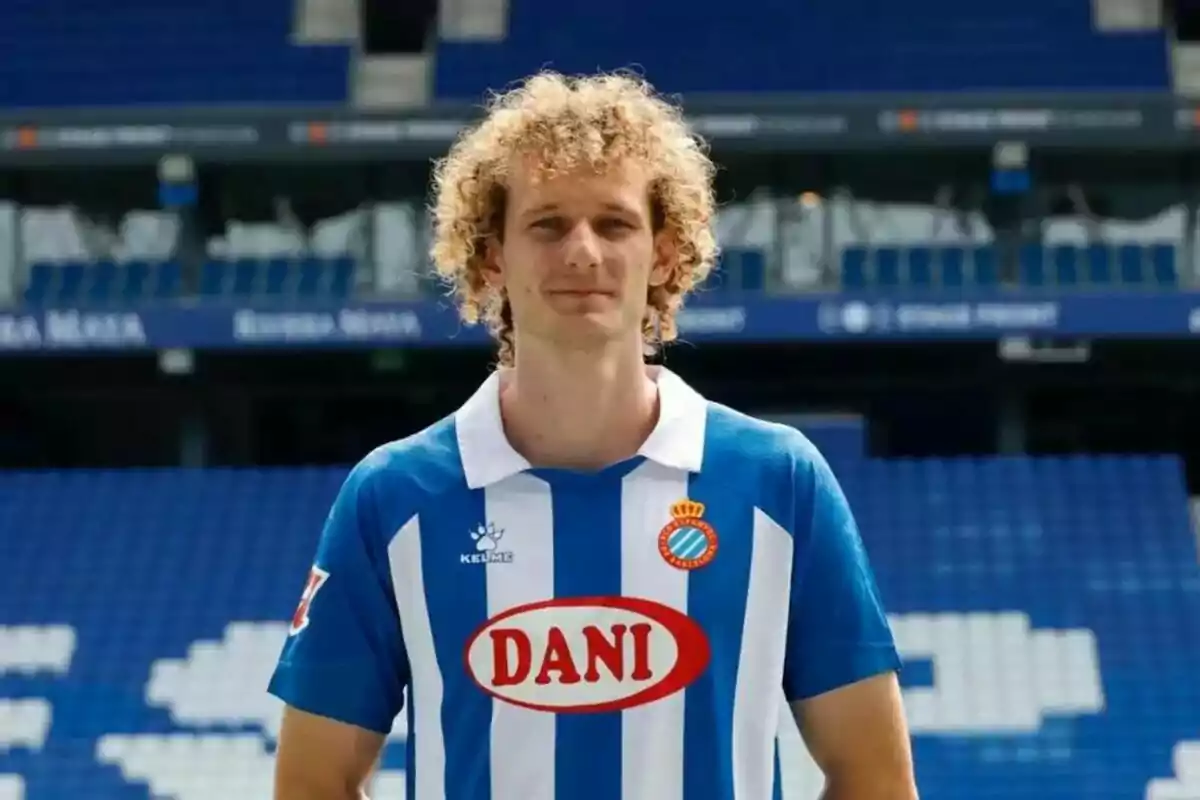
[2,0,1200,798]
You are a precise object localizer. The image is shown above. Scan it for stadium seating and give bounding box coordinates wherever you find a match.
[821,453,1200,800]
[2,439,1199,798]
[837,242,1181,290]
[0,0,1170,108]
[8,242,1188,305]
[6,206,367,306]
[3,201,1191,306]
[720,240,1182,294]
[0,1,351,108]
[434,0,1171,100]
[20,257,359,306]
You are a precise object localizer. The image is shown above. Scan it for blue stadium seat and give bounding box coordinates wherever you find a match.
[200,260,228,297]
[232,258,261,296]
[187,257,358,301]
[86,260,118,304]
[876,248,902,288]
[123,260,153,301]
[2,452,1198,799]
[0,2,351,107]
[330,256,355,297]
[706,249,767,292]
[296,258,326,297]
[58,261,87,303]
[1021,244,1046,286]
[152,260,182,299]
[841,247,869,289]
[1119,244,1145,284]
[908,247,934,287]
[1052,244,1080,286]
[737,249,767,292]
[974,246,999,286]
[941,248,966,287]
[1085,244,1113,285]
[292,256,356,299]
[434,0,1170,100]
[24,259,189,305]
[22,263,55,306]
[1150,244,1178,286]
[265,258,293,296]
[835,243,1176,291]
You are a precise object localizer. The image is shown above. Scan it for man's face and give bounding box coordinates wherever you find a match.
[486,159,670,353]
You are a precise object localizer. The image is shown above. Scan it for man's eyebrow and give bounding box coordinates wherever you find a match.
[521,202,639,217]
[601,202,640,216]
[520,203,559,219]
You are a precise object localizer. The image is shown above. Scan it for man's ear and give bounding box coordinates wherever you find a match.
[482,236,506,289]
[649,231,677,288]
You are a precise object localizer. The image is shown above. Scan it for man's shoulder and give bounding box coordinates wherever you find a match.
[342,414,468,508]
[698,401,837,533]
[703,400,825,471]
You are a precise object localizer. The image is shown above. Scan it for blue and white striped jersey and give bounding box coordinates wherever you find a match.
[268,367,901,800]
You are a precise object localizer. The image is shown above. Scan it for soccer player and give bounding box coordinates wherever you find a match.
[268,70,917,800]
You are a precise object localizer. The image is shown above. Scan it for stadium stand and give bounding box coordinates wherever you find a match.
[0,1,352,108]
[0,196,1190,308]
[434,0,1171,100]
[2,426,1199,799]
[0,2,1171,109]
[0,3,1196,798]
[3,205,371,307]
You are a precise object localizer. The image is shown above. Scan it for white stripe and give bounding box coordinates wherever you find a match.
[388,514,445,800]
[486,475,557,800]
[620,462,691,800]
[733,508,794,800]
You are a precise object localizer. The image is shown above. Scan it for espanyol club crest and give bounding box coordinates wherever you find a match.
[657,500,718,571]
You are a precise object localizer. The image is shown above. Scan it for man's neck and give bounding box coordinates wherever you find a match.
[499,337,659,471]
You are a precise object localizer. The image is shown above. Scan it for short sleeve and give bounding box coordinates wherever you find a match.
[267,461,410,734]
[781,447,901,702]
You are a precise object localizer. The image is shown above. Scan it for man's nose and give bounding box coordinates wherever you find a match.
[562,222,601,270]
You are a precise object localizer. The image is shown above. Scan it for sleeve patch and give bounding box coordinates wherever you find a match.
[288,565,330,636]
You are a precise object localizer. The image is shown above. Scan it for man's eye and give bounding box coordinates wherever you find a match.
[531,218,562,231]
[597,218,633,231]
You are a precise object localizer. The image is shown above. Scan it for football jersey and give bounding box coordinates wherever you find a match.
[268,366,901,800]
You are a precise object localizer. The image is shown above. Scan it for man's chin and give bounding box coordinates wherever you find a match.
[548,315,628,347]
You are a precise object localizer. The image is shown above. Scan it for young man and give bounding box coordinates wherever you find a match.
[268,71,917,800]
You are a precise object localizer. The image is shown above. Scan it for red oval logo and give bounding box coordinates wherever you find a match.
[463,596,710,714]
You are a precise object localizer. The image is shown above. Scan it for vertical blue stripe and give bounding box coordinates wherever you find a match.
[405,701,416,800]
[773,742,784,800]
[548,471,625,800]
[682,446,756,800]
[420,483,491,800]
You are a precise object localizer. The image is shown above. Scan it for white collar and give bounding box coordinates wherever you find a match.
[455,366,708,489]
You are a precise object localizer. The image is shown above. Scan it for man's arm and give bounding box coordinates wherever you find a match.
[268,456,410,799]
[781,440,917,799]
[274,707,385,800]
[790,673,916,799]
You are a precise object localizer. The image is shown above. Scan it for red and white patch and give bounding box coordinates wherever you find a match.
[463,596,710,714]
[289,565,329,636]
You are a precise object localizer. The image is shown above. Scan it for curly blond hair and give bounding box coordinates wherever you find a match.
[429,70,718,366]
